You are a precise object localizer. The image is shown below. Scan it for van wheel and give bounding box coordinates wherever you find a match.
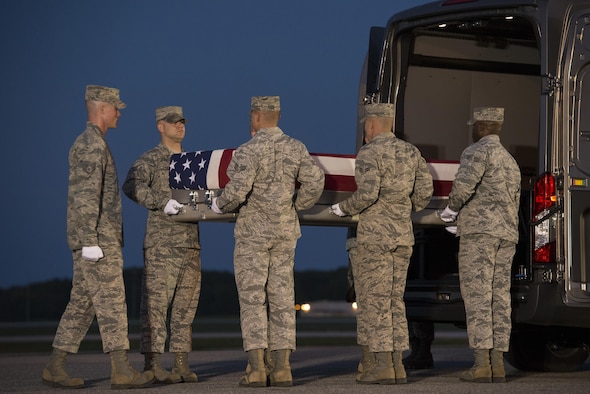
[505,325,590,372]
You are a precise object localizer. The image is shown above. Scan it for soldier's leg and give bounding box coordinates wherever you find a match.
[141,247,170,354]
[391,245,412,383]
[458,234,496,350]
[354,244,394,353]
[84,245,129,353]
[234,239,270,351]
[267,239,297,351]
[169,248,201,383]
[169,248,201,353]
[492,240,515,352]
[52,250,96,353]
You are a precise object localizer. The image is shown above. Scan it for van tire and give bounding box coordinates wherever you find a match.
[505,325,589,372]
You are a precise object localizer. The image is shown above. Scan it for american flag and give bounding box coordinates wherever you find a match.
[170,149,458,198]
[169,149,234,190]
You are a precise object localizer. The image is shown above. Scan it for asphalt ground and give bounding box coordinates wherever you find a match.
[2,340,590,393]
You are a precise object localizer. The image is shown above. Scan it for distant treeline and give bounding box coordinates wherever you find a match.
[0,267,350,322]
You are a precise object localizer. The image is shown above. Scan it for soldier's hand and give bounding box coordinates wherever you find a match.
[445,226,457,234]
[330,203,346,217]
[164,199,183,215]
[439,206,458,223]
[210,197,223,214]
[82,246,104,262]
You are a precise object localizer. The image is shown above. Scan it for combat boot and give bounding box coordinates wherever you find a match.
[269,349,293,387]
[404,340,434,369]
[357,352,395,385]
[356,345,374,381]
[239,348,267,387]
[41,348,85,389]
[172,352,198,383]
[144,352,181,384]
[460,349,492,383]
[490,349,506,383]
[392,350,407,384]
[109,349,155,390]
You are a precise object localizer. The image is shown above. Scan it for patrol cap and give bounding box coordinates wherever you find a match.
[85,85,126,109]
[361,103,394,122]
[468,107,504,125]
[251,96,280,112]
[156,106,186,123]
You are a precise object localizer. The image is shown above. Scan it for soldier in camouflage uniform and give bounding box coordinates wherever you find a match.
[440,107,521,383]
[211,96,324,387]
[123,106,201,385]
[42,85,155,390]
[331,103,433,385]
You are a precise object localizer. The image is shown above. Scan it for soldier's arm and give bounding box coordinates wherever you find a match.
[71,143,106,246]
[216,147,256,212]
[448,148,487,211]
[339,147,380,215]
[123,157,168,210]
[294,148,325,211]
[411,154,434,212]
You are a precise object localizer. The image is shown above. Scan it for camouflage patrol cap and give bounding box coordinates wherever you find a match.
[156,106,186,123]
[468,107,504,125]
[361,103,394,121]
[251,96,280,112]
[85,85,126,109]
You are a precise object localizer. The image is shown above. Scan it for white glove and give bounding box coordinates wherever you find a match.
[330,203,346,217]
[445,226,457,235]
[164,199,183,215]
[211,197,223,214]
[82,246,104,262]
[439,206,458,223]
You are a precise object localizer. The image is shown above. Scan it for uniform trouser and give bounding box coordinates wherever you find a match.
[52,246,129,353]
[408,321,435,343]
[350,243,412,352]
[140,246,201,354]
[458,234,515,352]
[233,238,297,352]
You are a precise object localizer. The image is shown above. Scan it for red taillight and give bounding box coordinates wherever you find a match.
[533,241,555,263]
[534,173,556,216]
[533,173,557,264]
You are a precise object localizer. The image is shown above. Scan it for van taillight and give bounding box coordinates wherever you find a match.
[534,173,556,216]
[533,173,557,263]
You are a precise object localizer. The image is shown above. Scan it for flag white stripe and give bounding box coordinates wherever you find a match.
[207,149,225,189]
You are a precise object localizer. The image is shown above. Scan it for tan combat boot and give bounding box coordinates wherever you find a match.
[392,350,407,384]
[41,348,85,389]
[172,352,198,383]
[269,349,293,387]
[356,345,374,381]
[144,352,181,384]
[490,349,506,383]
[460,348,492,383]
[357,351,395,385]
[239,348,267,387]
[110,349,155,390]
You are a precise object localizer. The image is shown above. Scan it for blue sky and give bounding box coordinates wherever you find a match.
[0,0,430,288]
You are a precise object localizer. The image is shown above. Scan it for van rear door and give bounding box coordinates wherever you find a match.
[562,7,590,305]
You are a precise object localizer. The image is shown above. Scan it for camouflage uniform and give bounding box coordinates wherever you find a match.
[53,122,129,354]
[448,131,520,352]
[339,130,433,353]
[215,102,324,352]
[123,139,201,354]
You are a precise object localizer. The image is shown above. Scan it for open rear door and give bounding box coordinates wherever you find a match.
[563,8,590,305]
